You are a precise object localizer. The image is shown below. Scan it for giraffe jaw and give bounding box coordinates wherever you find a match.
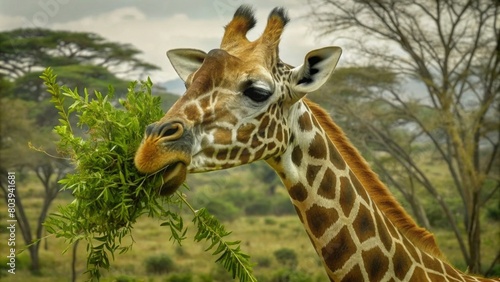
[159,161,188,196]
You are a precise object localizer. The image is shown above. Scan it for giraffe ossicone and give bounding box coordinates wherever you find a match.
[134,5,498,281]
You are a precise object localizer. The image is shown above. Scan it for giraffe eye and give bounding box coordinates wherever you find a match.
[243,87,272,102]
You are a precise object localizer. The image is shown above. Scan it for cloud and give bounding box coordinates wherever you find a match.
[48,6,227,82]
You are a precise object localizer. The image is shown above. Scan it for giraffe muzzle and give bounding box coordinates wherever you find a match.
[135,121,194,195]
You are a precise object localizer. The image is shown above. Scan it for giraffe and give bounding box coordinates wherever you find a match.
[134,5,499,282]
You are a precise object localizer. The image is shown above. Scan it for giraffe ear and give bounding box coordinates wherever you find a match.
[290,47,342,95]
[167,48,207,82]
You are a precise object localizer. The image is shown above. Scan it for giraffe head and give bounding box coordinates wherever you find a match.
[134,5,341,195]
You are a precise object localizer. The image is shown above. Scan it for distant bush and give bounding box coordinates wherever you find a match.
[271,197,295,215]
[144,254,175,275]
[271,269,313,282]
[425,200,451,228]
[274,248,298,269]
[205,198,240,221]
[114,275,137,282]
[256,256,272,268]
[264,217,277,225]
[165,273,193,282]
[486,203,500,221]
[210,264,233,281]
[245,198,272,215]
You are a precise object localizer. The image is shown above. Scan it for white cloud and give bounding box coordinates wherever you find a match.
[48,6,228,82]
[0,15,26,30]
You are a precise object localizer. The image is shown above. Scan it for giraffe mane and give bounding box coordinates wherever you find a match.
[303,98,446,260]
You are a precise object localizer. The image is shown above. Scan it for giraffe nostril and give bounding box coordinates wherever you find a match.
[157,122,184,141]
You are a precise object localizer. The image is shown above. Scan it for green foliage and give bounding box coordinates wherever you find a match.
[205,198,241,221]
[41,68,256,282]
[144,254,175,275]
[245,198,272,215]
[273,248,298,269]
[271,269,313,282]
[255,256,272,268]
[165,273,193,282]
[113,275,137,282]
[192,208,256,281]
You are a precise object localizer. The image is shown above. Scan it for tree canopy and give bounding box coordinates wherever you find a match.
[0,28,159,80]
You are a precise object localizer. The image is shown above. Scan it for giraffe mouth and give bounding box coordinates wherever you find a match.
[159,162,187,196]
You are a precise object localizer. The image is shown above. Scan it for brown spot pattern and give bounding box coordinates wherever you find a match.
[184,104,201,121]
[374,211,393,252]
[289,182,308,202]
[421,252,441,273]
[341,264,363,281]
[318,168,336,200]
[306,164,322,186]
[392,243,413,280]
[276,124,283,141]
[213,127,232,145]
[291,146,303,167]
[349,171,369,202]
[229,147,239,159]
[294,205,304,223]
[444,263,463,280]
[308,133,327,160]
[328,142,346,170]
[306,204,339,238]
[409,267,427,281]
[216,148,228,160]
[267,119,276,138]
[298,111,313,131]
[427,272,446,281]
[339,177,355,217]
[352,204,376,243]
[361,247,389,282]
[236,123,255,143]
[322,226,357,273]
[240,148,250,163]
[258,115,270,134]
[403,237,421,264]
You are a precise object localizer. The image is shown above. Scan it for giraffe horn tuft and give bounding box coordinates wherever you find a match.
[221,5,256,49]
[259,7,289,50]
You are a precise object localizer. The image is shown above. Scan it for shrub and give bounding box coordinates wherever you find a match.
[144,254,175,275]
[271,197,295,215]
[114,275,137,282]
[271,269,313,282]
[205,198,240,221]
[264,217,277,225]
[245,200,272,215]
[165,273,193,282]
[273,248,298,269]
[256,256,272,268]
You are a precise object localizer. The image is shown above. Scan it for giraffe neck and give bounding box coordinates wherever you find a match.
[266,99,489,281]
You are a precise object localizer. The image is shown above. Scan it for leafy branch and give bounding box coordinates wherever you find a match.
[40,68,255,281]
[176,189,257,282]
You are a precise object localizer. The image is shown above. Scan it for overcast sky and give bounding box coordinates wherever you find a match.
[0,0,339,85]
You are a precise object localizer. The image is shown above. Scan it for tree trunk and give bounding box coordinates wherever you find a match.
[72,241,79,282]
[467,190,482,273]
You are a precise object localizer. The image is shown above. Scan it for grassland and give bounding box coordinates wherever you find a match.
[0,163,498,281]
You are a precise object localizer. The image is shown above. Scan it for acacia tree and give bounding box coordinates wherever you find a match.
[307,0,499,274]
[0,28,158,80]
